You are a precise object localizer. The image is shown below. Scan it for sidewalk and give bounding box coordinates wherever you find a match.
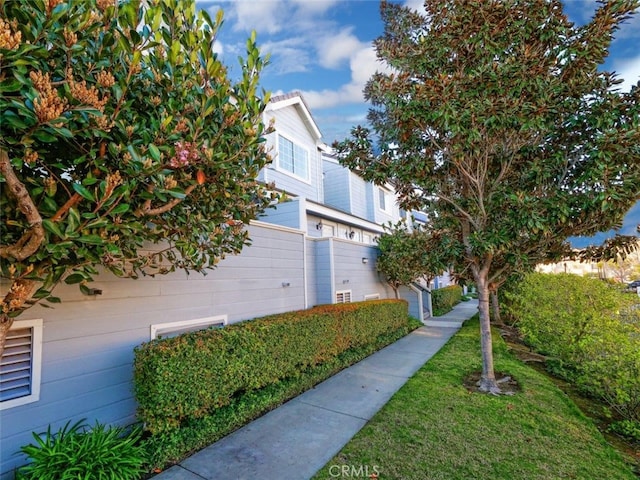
[154,300,479,480]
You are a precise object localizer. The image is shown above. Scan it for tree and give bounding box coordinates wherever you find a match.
[336,0,640,393]
[0,0,275,355]
[376,221,453,298]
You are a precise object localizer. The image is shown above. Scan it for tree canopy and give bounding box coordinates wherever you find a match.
[0,0,274,354]
[336,0,640,392]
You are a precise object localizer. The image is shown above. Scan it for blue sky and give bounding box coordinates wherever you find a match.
[196,0,639,245]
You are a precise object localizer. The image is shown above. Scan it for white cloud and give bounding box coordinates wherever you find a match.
[260,37,311,74]
[317,28,366,69]
[291,0,341,15]
[212,40,224,56]
[403,0,426,13]
[230,1,283,34]
[614,55,640,91]
[302,45,390,110]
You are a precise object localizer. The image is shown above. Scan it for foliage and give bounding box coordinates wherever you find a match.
[16,419,145,480]
[141,318,420,470]
[134,300,409,435]
[0,0,274,351]
[375,222,453,296]
[503,273,640,424]
[335,0,640,392]
[609,420,640,443]
[313,317,637,480]
[432,285,463,316]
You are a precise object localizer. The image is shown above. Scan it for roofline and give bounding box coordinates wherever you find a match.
[266,92,322,140]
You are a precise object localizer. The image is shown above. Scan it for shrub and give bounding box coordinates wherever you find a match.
[16,420,145,480]
[134,300,409,435]
[432,285,463,315]
[503,273,640,424]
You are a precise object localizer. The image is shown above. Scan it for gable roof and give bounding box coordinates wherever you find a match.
[266,92,322,141]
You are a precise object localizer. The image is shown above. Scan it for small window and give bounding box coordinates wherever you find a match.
[151,315,227,340]
[364,293,380,301]
[336,290,352,304]
[278,135,309,180]
[378,188,387,211]
[0,319,43,410]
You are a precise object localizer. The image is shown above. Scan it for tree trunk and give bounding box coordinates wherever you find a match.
[490,290,502,325]
[0,278,38,357]
[476,273,500,394]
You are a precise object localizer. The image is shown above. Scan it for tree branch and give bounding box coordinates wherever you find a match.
[0,149,45,261]
[135,183,198,217]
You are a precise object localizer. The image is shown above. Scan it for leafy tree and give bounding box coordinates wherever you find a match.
[0,0,275,355]
[376,221,453,298]
[336,0,640,393]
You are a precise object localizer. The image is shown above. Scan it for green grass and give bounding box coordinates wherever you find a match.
[313,317,637,480]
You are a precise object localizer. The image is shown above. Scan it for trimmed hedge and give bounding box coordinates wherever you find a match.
[432,285,463,315]
[134,300,409,435]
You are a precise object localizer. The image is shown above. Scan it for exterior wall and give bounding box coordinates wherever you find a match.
[258,198,302,230]
[332,240,392,302]
[349,174,369,220]
[399,285,422,321]
[0,223,306,479]
[312,238,334,306]
[261,104,323,203]
[322,160,350,212]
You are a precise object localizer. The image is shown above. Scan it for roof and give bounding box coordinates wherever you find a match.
[266,91,322,141]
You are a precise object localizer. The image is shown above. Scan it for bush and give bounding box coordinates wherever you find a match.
[16,420,145,480]
[503,273,640,425]
[432,285,463,315]
[134,300,409,435]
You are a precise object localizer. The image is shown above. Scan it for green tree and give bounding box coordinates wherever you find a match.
[376,222,453,298]
[0,0,274,355]
[336,0,640,393]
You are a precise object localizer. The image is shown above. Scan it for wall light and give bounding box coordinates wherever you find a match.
[362,257,369,264]
[282,282,291,287]
[315,221,323,230]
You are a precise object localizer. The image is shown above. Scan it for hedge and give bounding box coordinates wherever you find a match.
[133,300,409,436]
[502,273,640,429]
[432,285,463,315]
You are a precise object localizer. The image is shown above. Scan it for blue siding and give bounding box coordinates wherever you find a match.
[332,240,392,302]
[313,239,333,306]
[323,160,350,211]
[0,223,306,479]
[258,199,302,230]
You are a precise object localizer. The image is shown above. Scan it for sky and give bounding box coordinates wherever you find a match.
[195,0,640,246]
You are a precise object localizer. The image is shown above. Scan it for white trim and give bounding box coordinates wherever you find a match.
[329,238,336,303]
[305,201,385,233]
[151,315,227,340]
[0,318,43,410]
[276,133,311,184]
[266,96,322,140]
[250,219,305,236]
[364,293,380,301]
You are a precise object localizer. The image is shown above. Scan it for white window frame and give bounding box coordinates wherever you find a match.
[0,318,43,410]
[378,188,388,212]
[364,293,380,301]
[336,290,352,304]
[151,315,228,340]
[277,134,310,182]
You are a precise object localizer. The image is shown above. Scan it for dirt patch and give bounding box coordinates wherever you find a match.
[463,370,521,395]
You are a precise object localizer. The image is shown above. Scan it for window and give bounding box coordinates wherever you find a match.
[378,188,387,211]
[336,290,352,303]
[151,315,227,340]
[278,135,309,180]
[0,319,43,410]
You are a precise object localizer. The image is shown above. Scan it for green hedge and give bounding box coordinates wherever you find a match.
[502,273,640,428]
[134,300,409,435]
[432,285,463,315]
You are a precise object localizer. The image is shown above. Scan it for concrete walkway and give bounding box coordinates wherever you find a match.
[154,300,479,480]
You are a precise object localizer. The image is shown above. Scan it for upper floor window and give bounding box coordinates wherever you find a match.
[278,135,309,181]
[378,188,388,212]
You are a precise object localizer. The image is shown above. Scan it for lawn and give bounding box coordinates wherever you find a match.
[313,317,637,480]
